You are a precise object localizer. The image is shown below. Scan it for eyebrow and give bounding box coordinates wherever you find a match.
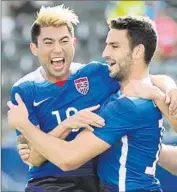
[43,36,69,42]
[107,42,120,45]
[60,36,69,41]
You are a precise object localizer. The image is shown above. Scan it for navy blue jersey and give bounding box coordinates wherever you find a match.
[11,62,120,180]
[93,92,163,192]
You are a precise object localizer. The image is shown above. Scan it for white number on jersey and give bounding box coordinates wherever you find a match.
[52,107,79,132]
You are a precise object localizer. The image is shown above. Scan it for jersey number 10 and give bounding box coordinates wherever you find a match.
[52,107,78,124]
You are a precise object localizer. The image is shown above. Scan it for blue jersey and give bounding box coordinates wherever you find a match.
[93,92,163,192]
[11,61,120,180]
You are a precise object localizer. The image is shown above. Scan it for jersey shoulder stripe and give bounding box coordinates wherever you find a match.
[13,67,44,87]
[70,62,84,74]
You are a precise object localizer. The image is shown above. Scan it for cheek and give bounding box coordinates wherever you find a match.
[38,48,51,57]
[65,45,74,56]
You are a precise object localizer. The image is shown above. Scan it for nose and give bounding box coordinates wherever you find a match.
[102,46,109,59]
[53,42,62,54]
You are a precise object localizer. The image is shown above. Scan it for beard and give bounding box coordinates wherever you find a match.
[112,53,133,82]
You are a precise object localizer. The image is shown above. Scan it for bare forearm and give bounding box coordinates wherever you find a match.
[19,121,75,170]
[153,89,177,131]
[151,75,176,92]
[26,125,71,166]
[159,144,177,175]
[48,125,71,139]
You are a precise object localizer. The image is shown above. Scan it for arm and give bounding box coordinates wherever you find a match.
[18,122,110,171]
[151,75,177,116]
[152,88,177,131]
[151,74,176,93]
[21,125,71,167]
[10,96,105,167]
[10,86,45,166]
[11,85,73,166]
[158,144,177,175]
[123,80,177,131]
[7,93,138,171]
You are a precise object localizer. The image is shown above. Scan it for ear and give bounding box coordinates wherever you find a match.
[132,44,145,60]
[73,38,77,48]
[30,43,38,56]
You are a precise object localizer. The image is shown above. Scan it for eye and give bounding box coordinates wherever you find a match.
[62,40,69,43]
[45,41,53,44]
[112,45,119,49]
[61,38,69,43]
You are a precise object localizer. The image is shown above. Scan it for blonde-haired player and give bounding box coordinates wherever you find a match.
[11,4,101,192]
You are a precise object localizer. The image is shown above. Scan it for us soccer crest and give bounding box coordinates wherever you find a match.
[74,77,89,95]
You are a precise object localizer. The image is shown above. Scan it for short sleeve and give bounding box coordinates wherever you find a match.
[10,84,39,135]
[93,98,140,145]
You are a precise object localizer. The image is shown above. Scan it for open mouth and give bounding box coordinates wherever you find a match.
[107,61,116,67]
[110,62,116,67]
[51,57,65,69]
[106,60,116,67]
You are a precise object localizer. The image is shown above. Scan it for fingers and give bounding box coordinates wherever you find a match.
[17,144,29,151]
[87,104,100,112]
[17,144,30,162]
[80,119,102,128]
[7,101,15,109]
[62,106,105,131]
[71,122,94,132]
[82,110,105,126]
[85,125,94,132]
[169,96,177,116]
[165,95,171,104]
[166,91,177,116]
[77,122,94,132]
[19,149,30,159]
[15,93,23,105]
[78,106,105,128]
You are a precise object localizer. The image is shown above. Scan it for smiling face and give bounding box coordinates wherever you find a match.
[102,29,133,82]
[30,25,76,82]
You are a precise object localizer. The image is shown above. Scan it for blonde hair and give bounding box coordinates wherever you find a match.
[36,4,79,26]
[31,5,79,43]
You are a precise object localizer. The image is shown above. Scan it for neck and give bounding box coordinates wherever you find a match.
[40,68,70,83]
[120,63,149,90]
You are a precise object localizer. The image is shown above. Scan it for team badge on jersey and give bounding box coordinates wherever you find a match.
[74,77,89,95]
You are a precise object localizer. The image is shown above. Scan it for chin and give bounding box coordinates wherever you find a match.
[55,70,69,79]
[109,71,116,78]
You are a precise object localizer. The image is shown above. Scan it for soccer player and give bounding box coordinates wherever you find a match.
[8,16,177,192]
[10,5,110,192]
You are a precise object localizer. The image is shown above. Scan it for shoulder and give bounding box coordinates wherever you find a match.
[108,96,138,117]
[13,67,44,88]
[99,95,137,123]
[77,61,109,76]
[11,67,44,98]
[70,62,85,73]
[101,95,159,123]
[127,97,158,113]
[114,96,162,123]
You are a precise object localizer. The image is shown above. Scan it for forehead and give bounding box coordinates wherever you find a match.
[106,29,129,44]
[39,25,71,39]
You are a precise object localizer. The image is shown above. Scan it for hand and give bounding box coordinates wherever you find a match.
[17,143,33,166]
[165,88,177,116]
[7,93,29,130]
[60,105,105,131]
[123,79,158,100]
